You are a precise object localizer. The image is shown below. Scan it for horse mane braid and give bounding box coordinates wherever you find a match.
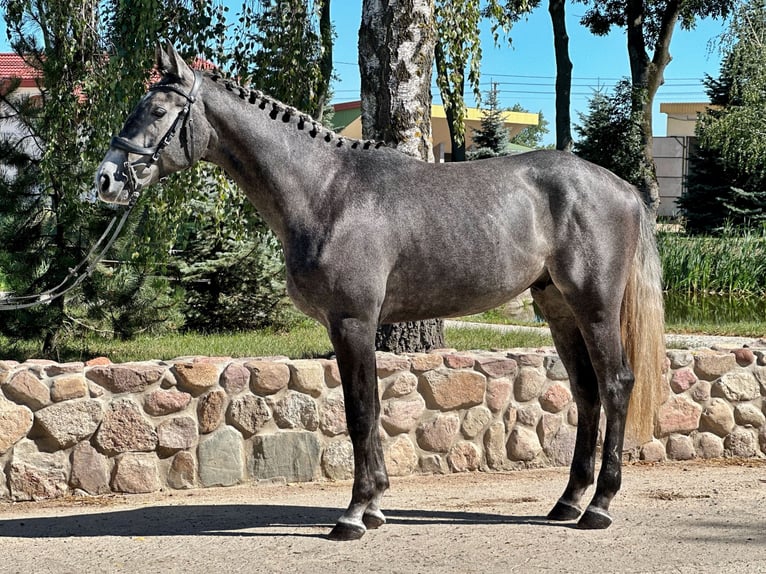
[207,73,386,150]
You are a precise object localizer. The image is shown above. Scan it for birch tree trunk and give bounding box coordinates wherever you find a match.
[359,0,446,353]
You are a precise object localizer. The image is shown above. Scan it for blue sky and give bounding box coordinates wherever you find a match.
[1,3,729,145]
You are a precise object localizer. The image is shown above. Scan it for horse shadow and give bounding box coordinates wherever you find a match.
[0,504,561,540]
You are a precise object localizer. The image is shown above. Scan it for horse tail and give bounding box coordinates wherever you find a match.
[621,200,666,446]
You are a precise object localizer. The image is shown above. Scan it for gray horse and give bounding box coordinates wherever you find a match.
[96,44,665,540]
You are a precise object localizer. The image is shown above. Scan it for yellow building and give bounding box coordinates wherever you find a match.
[332,101,539,162]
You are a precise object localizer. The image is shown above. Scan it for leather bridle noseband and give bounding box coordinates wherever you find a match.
[0,71,203,311]
[110,70,203,197]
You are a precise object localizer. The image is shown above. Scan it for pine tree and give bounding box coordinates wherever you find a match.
[469,83,511,159]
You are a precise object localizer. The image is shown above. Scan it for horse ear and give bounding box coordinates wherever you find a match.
[155,43,193,83]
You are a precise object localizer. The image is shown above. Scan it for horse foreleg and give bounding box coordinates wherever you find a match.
[327,317,389,541]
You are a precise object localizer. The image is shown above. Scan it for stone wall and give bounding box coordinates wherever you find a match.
[0,346,764,501]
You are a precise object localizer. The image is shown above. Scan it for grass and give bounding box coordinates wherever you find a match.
[0,321,554,363]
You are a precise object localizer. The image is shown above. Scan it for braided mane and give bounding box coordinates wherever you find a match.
[207,73,386,151]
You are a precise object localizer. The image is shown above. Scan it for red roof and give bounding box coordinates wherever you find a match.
[0,53,40,88]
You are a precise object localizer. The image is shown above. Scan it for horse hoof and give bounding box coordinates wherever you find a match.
[576,507,613,530]
[547,500,582,521]
[363,509,386,530]
[327,520,366,541]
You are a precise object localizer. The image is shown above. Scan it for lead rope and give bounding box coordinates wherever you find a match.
[0,71,202,312]
[0,193,139,311]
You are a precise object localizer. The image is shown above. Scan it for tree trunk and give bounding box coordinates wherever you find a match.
[625,0,681,216]
[314,0,333,122]
[434,40,466,162]
[359,0,445,353]
[548,0,573,152]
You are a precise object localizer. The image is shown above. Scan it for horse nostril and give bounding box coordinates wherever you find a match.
[99,173,111,194]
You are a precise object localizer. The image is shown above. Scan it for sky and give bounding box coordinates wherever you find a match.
[0,2,730,146]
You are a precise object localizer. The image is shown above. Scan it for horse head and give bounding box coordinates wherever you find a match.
[95,43,211,204]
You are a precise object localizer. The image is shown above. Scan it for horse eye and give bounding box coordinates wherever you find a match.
[152,107,167,118]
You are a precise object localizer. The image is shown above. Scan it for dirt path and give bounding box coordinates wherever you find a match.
[1,461,765,574]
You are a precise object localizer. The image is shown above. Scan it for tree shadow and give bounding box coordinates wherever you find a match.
[0,504,569,540]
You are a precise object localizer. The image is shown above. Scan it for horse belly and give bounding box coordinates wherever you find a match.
[379,252,545,324]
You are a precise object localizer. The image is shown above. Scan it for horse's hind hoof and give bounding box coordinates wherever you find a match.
[577,507,613,530]
[363,509,386,530]
[327,520,366,541]
[547,500,582,521]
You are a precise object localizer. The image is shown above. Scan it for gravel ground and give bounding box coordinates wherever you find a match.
[1,460,765,574]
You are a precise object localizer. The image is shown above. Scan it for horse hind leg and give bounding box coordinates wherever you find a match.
[531,282,602,522]
[326,316,389,541]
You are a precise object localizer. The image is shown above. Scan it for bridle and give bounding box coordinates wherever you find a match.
[110,70,203,198]
[0,71,203,311]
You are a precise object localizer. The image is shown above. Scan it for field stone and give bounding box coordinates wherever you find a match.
[418,369,485,411]
[484,422,507,469]
[50,375,88,402]
[656,395,702,436]
[694,352,737,381]
[252,431,320,482]
[667,350,693,369]
[86,364,165,394]
[95,399,157,455]
[157,416,198,453]
[273,391,318,431]
[666,434,695,461]
[640,440,666,462]
[247,361,290,395]
[461,406,491,439]
[168,451,196,489]
[144,388,192,416]
[320,359,342,388]
[320,391,347,436]
[539,383,572,413]
[486,377,513,413]
[197,390,227,434]
[670,369,697,393]
[198,426,244,487]
[220,363,250,395]
[35,399,103,449]
[544,356,569,381]
[0,396,33,455]
[70,442,110,495]
[384,435,418,477]
[447,441,481,472]
[381,371,419,399]
[416,414,460,453]
[8,439,69,501]
[507,425,542,462]
[515,367,546,402]
[699,398,735,437]
[4,370,50,410]
[380,395,426,435]
[734,403,765,428]
[174,362,219,394]
[111,453,161,494]
[227,394,271,437]
[321,440,354,480]
[474,355,518,379]
[288,360,325,397]
[724,428,758,457]
[543,424,577,467]
[712,371,761,402]
[695,432,725,459]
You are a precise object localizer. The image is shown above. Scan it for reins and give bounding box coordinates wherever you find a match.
[0,71,202,311]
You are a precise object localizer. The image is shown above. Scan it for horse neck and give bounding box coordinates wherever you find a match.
[201,79,341,241]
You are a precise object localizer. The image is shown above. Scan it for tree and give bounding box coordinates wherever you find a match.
[469,82,512,158]
[573,79,646,187]
[676,0,766,234]
[576,0,733,214]
[548,0,573,150]
[227,0,333,120]
[359,0,445,353]
[433,0,536,162]
[510,104,549,148]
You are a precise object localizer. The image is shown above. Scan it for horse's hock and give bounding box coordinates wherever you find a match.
[0,346,765,501]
